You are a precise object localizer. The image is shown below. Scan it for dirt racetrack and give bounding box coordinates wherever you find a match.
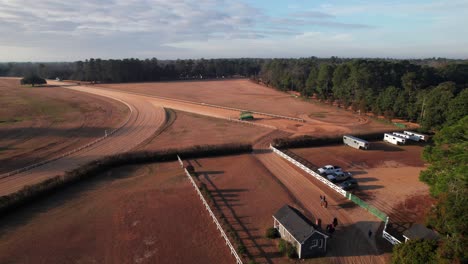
[0,78,128,173]
[141,110,272,151]
[97,79,395,136]
[0,82,167,196]
[0,162,231,264]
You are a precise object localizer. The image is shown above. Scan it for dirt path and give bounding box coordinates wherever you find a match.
[0,83,167,196]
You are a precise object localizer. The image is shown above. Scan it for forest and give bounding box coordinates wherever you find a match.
[1,57,467,132]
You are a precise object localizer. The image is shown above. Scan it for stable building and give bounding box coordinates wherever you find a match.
[273,205,328,258]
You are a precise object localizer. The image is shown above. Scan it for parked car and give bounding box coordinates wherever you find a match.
[326,171,352,183]
[339,178,358,190]
[318,165,342,175]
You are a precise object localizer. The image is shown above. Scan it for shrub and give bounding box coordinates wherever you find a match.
[237,243,247,255]
[265,227,279,239]
[278,239,297,258]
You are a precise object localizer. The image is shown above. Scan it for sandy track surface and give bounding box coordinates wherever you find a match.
[0,84,166,196]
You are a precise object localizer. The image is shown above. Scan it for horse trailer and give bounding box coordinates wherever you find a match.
[343,135,369,150]
[384,133,406,145]
[393,132,412,140]
[403,131,427,142]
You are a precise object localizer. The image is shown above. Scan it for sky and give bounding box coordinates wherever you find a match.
[0,0,467,61]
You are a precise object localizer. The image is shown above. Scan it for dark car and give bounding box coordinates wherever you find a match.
[339,178,358,190]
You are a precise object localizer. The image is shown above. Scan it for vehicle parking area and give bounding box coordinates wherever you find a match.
[288,141,433,225]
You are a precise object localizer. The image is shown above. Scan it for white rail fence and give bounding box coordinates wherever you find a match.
[178,155,243,264]
[0,97,134,179]
[269,145,347,197]
[93,86,304,122]
[382,217,402,245]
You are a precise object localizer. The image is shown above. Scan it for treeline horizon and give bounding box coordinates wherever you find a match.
[1,56,467,131]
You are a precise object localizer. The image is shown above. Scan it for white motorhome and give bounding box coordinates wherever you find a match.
[384,133,406,145]
[343,135,369,150]
[404,131,427,142]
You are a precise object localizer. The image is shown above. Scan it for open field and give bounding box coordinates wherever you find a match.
[0,162,231,263]
[288,142,433,226]
[0,78,128,173]
[140,110,272,151]
[97,79,395,136]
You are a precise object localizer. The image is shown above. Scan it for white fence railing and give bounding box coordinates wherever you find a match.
[0,96,134,179]
[269,145,347,197]
[382,217,402,245]
[178,155,243,264]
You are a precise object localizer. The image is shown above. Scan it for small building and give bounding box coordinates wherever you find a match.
[343,135,369,150]
[403,224,439,242]
[273,205,328,258]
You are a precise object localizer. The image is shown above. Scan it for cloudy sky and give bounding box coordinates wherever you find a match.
[0,0,467,61]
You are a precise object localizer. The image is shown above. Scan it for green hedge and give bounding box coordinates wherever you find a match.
[272,131,400,149]
[0,143,252,215]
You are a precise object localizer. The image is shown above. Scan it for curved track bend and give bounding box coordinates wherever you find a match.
[0,84,166,196]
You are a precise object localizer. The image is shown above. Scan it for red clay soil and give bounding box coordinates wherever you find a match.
[0,162,231,264]
[187,154,299,264]
[141,110,272,151]
[289,143,432,225]
[97,79,395,136]
[0,78,128,173]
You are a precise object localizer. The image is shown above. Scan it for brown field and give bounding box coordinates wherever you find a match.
[289,142,433,225]
[0,78,128,173]
[97,79,395,136]
[0,162,231,263]
[140,109,272,151]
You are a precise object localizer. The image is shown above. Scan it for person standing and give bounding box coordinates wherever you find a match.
[333,217,338,227]
[368,229,373,238]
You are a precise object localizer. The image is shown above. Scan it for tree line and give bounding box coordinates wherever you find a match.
[256,58,468,131]
[392,116,467,263]
[1,57,467,131]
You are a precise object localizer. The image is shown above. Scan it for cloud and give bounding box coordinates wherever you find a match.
[0,0,466,60]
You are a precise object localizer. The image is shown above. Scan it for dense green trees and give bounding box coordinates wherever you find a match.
[393,116,467,263]
[258,58,467,131]
[20,75,46,86]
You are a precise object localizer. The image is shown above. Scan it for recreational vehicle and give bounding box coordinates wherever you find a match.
[343,135,369,150]
[403,131,427,142]
[384,133,406,145]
